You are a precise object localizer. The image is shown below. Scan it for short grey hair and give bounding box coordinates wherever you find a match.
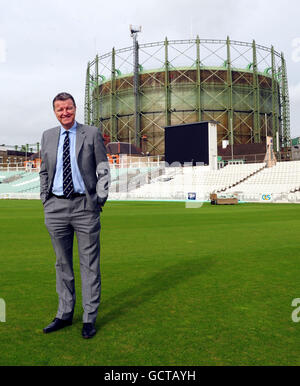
[52,92,76,110]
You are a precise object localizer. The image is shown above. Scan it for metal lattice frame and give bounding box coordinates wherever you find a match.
[85,37,291,154]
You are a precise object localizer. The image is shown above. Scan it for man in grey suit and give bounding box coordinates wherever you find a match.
[40,92,110,339]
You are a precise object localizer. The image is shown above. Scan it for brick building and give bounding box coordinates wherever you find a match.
[0,146,34,167]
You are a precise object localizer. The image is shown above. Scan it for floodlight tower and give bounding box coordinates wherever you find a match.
[130,25,142,147]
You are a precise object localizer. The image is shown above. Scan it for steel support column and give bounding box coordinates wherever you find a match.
[164,37,171,127]
[84,62,91,125]
[252,40,260,143]
[196,35,202,122]
[95,55,100,128]
[226,37,234,145]
[133,35,141,147]
[271,46,279,151]
[281,52,291,147]
[110,48,118,142]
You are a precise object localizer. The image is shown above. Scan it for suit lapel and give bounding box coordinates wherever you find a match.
[51,126,60,170]
[76,122,86,160]
[45,126,60,191]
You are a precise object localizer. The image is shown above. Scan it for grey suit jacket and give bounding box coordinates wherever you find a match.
[39,122,110,211]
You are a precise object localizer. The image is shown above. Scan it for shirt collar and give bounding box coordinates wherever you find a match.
[60,121,77,135]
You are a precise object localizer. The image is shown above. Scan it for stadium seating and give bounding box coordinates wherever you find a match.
[109,166,163,196]
[0,171,40,194]
[0,171,26,183]
[125,163,266,201]
[1,161,300,203]
[225,161,300,198]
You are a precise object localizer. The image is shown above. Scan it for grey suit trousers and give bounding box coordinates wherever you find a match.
[44,195,101,324]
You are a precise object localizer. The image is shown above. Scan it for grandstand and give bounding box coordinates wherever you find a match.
[0,170,40,199]
[224,161,300,203]
[1,159,300,204]
[107,160,300,203]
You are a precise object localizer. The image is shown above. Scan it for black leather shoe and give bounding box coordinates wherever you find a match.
[82,323,96,339]
[43,318,72,334]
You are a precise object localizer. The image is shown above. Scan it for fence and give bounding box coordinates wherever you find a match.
[0,166,40,173]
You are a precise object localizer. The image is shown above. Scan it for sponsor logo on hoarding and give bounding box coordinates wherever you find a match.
[188,193,196,201]
[262,194,272,201]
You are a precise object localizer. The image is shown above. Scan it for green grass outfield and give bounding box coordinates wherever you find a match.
[0,200,300,366]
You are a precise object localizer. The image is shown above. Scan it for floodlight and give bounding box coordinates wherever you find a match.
[129,25,142,36]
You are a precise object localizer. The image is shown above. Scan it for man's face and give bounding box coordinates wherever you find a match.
[53,98,76,130]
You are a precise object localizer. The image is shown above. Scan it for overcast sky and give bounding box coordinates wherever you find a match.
[0,0,300,146]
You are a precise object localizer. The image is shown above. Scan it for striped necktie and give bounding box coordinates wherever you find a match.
[63,131,74,198]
